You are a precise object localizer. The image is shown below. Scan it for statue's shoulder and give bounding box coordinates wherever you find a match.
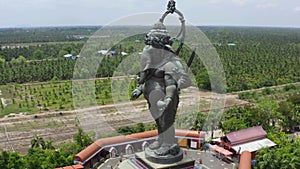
[164,57,183,68]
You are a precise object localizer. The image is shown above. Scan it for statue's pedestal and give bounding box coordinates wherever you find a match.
[144,147,183,164]
[118,152,195,169]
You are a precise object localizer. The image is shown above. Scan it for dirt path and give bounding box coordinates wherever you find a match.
[0,87,248,154]
[231,82,300,94]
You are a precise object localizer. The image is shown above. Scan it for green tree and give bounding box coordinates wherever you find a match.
[0,151,9,169]
[44,140,55,150]
[33,49,44,60]
[191,112,208,131]
[7,152,26,169]
[26,148,48,169]
[74,128,93,148]
[203,111,221,139]
[254,134,300,169]
[10,55,26,64]
[278,101,299,132]
[58,49,68,57]
[0,56,5,63]
[31,135,46,149]
[117,126,137,135]
[136,123,145,133]
[257,98,280,127]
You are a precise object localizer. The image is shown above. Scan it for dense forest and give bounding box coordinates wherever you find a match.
[0,26,299,92]
[0,26,98,44]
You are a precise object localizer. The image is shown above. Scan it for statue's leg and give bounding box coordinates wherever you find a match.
[155,94,179,156]
[148,89,165,150]
[149,118,163,150]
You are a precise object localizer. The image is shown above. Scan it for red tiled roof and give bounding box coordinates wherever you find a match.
[55,164,83,169]
[176,129,204,138]
[73,132,156,163]
[226,126,267,146]
[126,130,158,139]
[210,145,233,156]
[74,129,205,163]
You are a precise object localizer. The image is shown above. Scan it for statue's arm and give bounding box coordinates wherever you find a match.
[175,60,192,89]
[131,81,144,100]
[157,74,177,109]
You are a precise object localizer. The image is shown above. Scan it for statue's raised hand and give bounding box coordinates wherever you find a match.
[131,88,142,100]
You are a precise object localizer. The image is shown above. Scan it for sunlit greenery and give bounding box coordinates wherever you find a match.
[0,128,93,169]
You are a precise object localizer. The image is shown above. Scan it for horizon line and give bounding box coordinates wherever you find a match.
[0,24,300,29]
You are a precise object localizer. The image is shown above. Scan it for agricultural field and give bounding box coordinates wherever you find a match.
[0,77,139,117]
[0,82,246,153]
[1,26,299,92]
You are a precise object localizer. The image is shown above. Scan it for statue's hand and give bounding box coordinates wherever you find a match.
[157,98,172,111]
[131,89,142,100]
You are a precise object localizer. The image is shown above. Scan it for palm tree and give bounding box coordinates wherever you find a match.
[44,140,55,150]
[31,135,46,149]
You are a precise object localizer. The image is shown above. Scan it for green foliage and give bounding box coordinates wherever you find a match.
[283,84,296,91]
[190,112,208,131]
[221,94,300,133]
[0,78,129,116]
[74,128,93,148]
[278,101,300,132]
[238,83,300,102]
[1,26,300,92]
[117,122,156,135]
[33,49,44,60]
[254,134,300,169]
[257,98,280,127]
[0,128,93,169]
[10,55,26,64]
[0,26,95,44]
[220,106,255,133]
[31,135,46,149]
[220,95,300,168]
[0,151,26,169]
[288,94,300,105]
[0,56,5,63]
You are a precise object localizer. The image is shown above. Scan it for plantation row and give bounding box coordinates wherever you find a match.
[0,78,137,117]
[0,27,299,92]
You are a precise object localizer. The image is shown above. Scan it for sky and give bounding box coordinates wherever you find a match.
[0,0,300,28]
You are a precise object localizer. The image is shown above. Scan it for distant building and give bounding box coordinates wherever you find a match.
[64,54,78,60]
[121,52,128,56]
[98,50,117,57]
[220,126,276,159]
[64,54,72,58]
[98,50,109,55]
[227,43,236,46]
